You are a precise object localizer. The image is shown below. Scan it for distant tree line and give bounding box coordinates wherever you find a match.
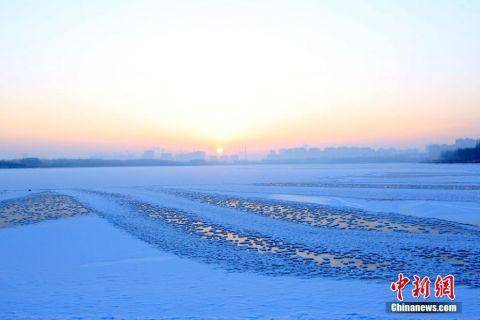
[0,157,205,169]
[0,157,43,168]
[439,142,480,163]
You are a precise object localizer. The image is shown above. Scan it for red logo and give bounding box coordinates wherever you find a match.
[412,275,431,299]
[434,274,456,300]
[390,273,410,301]
[391,274,455,301]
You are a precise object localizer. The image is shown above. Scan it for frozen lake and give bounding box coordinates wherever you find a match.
[0,163,479,319]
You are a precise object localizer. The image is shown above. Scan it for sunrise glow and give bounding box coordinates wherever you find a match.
[1,1,479,158]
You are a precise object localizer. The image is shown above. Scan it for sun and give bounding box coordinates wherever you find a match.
[216,147,224,155]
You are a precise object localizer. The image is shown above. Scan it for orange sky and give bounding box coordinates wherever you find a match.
[1,1,479,158]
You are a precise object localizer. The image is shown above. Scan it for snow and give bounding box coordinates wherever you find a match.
[269,194,480,225]
[0,163,479,319]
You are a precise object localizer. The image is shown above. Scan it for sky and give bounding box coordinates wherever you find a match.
[1,0,479,158]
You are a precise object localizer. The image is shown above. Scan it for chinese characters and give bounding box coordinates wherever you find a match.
[391,274,455,301]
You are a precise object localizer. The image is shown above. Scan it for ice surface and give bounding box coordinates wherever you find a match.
[0,163,479,319]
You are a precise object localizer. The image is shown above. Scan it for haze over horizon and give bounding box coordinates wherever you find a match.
[1,0,479,158]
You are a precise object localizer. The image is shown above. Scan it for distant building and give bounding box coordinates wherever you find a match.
[142,149,155,159]
[89,152,136,160]
[426,138,479,159]
[159,153,174,161]
[265,146,423,162]
[175,151,206,162]
[454,138,479,149]
[426,144,455,159]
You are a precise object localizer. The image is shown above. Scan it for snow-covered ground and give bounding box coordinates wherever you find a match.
[0,163,479,319]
